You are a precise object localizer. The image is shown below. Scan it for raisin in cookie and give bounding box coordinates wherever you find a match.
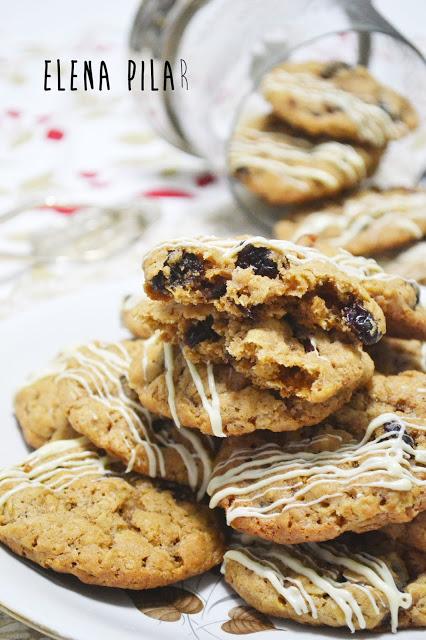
[262,61,417,146]
[129,335,373,437]
[331,370,426,434]
[281,236,426,340]
[275,187,426,257]
[124,296,374,404]
[143,235,426,341]
[143,236,388,346]
[229,115,382,205]
[0,439,224,588]
[208,408,426,544]
[15,341,213,498]
[223,533,425,631]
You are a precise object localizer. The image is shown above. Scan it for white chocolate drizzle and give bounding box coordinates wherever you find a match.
[229,127,367,190]
[208,412,426,521]
[0,438,108,509]
[262,69,407,146]
[291,191,426,247]
[144,235,409,285]
[27,341,212,499]
[163,342,225,438]
[142,332,161,380]
[223,537,411,632]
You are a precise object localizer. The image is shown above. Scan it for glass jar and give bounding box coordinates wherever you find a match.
[130,0,425,223]
[130,0,424,159]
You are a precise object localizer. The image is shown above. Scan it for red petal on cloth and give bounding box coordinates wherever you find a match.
[142,189,194,198]
[46,128,65,140]
[39,204,80,215]
[196,172,216,187]
[6,109,20,118]
[88,179,109,188]
[79,170,98,178]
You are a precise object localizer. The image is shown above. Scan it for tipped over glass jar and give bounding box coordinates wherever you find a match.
[130,0,426,222]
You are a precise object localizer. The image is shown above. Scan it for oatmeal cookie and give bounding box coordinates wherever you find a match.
[367,337,426,375]
[289,236,426,340]
[143,236,426,341]
[274,187,426,257]
[14,374,77,449]
[380,241,426,285]
[15,341,213,498]
[223,533,425,631]
[382,512,426,553]
[208,408,426,544]
[124,297,374,404]
[129,336,372,437]
[121,292,150,338]
[331,370,426,434]
[262,61,417,146]
[0,439,224,589]
[229,115,382,205]
[143,236,389,346]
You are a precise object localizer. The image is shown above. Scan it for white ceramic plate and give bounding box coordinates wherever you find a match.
[0,282,423,640]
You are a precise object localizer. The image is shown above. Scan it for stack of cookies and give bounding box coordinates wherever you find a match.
[230,60,425,282]
[4,233,426,633]
[230,60,418,205]
[121,234,426,632]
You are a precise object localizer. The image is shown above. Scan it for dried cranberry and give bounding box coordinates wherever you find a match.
[236,304,259,321]
[185,316,220,348]
[204,277,227,300]
[167,251,205,288]
[150,271,167,294]
[236,244,279,278]
[342,303,381,345]
[380,421,415,448]
[320,61,351,79]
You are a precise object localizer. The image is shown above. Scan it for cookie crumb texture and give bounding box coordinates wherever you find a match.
[15,340,213,498]
[143,237,387,346]
[0,444,224,589]
[129,298,374,405]
[129,338,370,436]
[14,375,77,448]
[143,236,426,341]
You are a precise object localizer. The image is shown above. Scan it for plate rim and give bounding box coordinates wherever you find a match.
[0,601,69,640]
